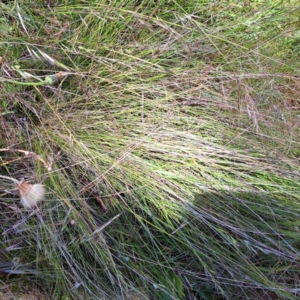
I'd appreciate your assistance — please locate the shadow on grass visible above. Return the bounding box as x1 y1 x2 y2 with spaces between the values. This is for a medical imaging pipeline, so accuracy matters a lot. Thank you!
0 188 299 300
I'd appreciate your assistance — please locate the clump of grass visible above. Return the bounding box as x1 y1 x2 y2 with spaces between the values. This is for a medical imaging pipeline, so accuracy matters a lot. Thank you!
1 1 300 299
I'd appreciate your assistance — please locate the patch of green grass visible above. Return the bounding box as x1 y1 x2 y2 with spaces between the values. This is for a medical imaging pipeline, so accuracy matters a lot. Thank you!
1 1 300 299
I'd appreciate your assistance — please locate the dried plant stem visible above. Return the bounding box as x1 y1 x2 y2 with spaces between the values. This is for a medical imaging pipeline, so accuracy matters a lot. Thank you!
0 148 51 171
0 175 19 184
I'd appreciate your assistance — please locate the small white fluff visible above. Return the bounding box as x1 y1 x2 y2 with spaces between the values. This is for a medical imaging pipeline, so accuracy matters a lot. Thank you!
0 175 45 209
17 181 45 208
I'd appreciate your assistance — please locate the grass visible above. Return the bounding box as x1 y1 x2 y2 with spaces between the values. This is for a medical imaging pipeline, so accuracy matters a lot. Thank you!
0 0 300 299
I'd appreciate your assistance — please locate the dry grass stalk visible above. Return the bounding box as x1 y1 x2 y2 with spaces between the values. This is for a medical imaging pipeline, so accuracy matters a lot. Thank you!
0 148 52 171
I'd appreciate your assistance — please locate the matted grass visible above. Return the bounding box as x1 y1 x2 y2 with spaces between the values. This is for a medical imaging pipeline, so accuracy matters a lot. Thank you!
1 1 300 299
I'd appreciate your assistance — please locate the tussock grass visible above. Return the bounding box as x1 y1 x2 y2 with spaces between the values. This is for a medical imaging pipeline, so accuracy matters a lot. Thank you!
1 1 300 299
